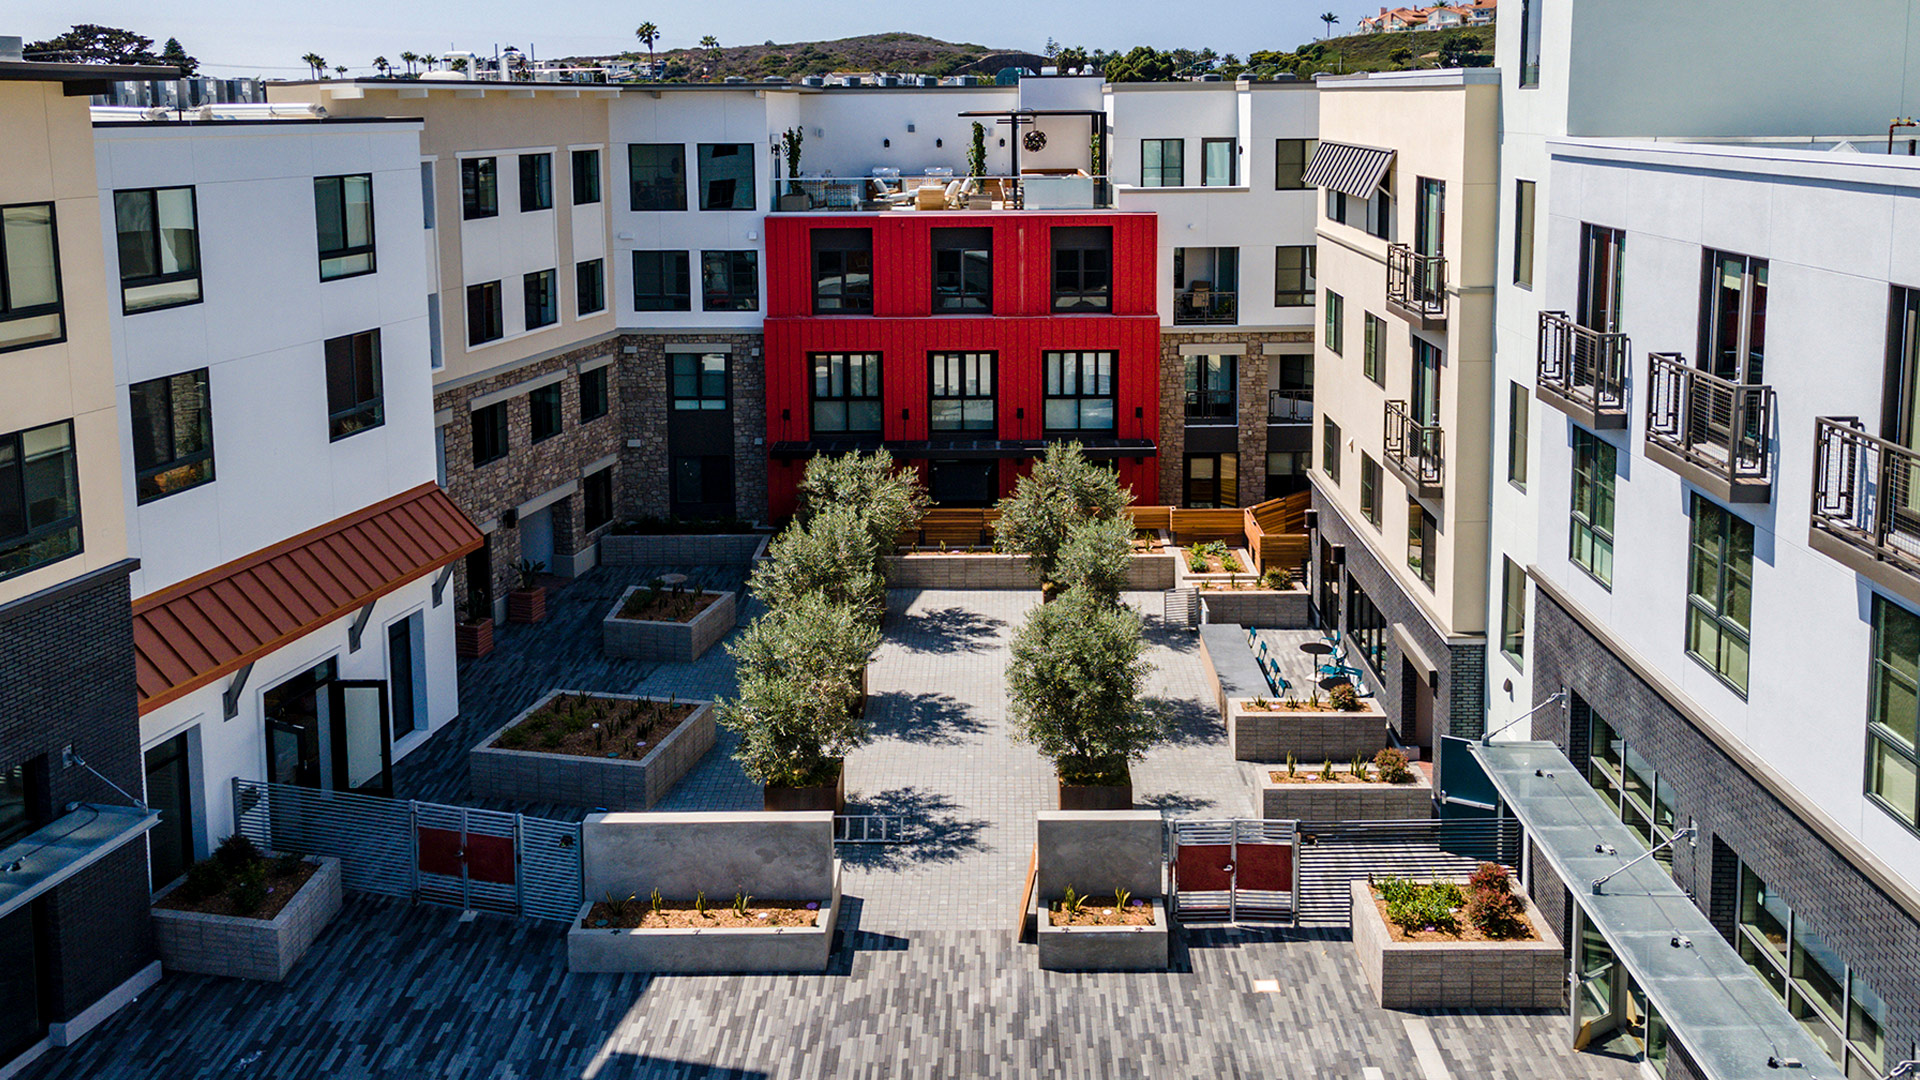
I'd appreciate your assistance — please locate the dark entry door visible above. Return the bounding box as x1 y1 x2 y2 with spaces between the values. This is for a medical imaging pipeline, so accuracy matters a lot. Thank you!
265 660 335 790
143 734 193 891
1184 453 1239 508
928 460 995 507
330 681 393 796
0 905 43 1064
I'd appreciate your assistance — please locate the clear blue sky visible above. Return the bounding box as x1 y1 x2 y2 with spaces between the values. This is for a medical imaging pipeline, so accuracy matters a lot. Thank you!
15 0 1368 77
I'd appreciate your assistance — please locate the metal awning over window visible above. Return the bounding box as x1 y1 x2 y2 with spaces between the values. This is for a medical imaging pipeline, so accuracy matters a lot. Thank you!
0 805 158 919
1302 141 1396 200
1471 741 1843 1080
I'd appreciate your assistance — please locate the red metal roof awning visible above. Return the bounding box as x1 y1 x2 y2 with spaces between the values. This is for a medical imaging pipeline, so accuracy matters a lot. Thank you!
132 483 483 714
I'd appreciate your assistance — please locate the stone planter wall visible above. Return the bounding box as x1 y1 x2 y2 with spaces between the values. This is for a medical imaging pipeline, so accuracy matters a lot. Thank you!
599 533 769 566
1195 588 1311 629
568 863 842 974
1229 699 1390 762
1033 811 1167 971
1350 879 1564 1009
1035 896 1169 972
150 856 342 982
1261 770 1433 821
470 691 716 809
603 588 737 662
881 551 1177 591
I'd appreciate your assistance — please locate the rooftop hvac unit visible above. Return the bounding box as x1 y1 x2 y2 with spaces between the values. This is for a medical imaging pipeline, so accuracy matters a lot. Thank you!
724 75 747 84
764 75 790 84
916 75 938 87
877 74 900 87
801 75 825 87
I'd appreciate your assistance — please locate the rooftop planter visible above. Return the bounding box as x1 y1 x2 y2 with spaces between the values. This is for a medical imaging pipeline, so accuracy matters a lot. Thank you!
470 690 715 810
1262 749 1432 821
1177 543 1310 628
600 523 770 567
603 583 738 662
1035 887 1168 971
567 866 842 974
151 843 342 983
1351 869 1562 1010
1229 692 1389 763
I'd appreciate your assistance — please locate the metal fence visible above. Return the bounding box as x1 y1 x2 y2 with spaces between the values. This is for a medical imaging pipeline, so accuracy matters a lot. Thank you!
1291 817 1523 926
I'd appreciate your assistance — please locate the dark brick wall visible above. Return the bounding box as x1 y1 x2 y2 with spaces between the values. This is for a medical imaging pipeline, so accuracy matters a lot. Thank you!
0 562 153 1023
1532 587 1920 1062
1528 839 1574 960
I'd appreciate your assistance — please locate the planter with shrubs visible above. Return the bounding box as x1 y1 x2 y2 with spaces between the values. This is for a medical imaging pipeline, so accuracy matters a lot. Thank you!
1261 747 1433 820
1351 863 1562 1009
470 690 716 809
1229 684 1390 762
150 834 342 982
602 581 738 662
507 558 546 624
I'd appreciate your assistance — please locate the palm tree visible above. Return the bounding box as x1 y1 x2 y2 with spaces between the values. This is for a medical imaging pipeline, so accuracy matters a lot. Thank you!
421 54 438 74
373 55 390 77
301 53 325 79
699 35 719 78
1319 11 1340 37
635 23 660 78
399 50 418 76
333 65 348 78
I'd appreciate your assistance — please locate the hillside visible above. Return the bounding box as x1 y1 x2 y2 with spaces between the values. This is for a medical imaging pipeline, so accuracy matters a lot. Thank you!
563 33 1042 81
1244 25 1493 78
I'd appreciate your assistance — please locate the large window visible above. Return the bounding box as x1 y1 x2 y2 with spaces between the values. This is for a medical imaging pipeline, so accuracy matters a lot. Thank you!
466 280 503 346
1202 138 1237 187
1141 139 1184 187
130 369 214 503
523 268 557 329
930 352 994 433
812 229 872 314
471 402 508 466
1579 223 1627 333
700 250 758 312
1584 711 1679 871
324 330 383 440
1508 381 1529 488
0 420 81 580
1329 187 1392 241
582 465 614 532
1042 351 1115 433
519 153 553 212
810 352 882 434
1346 572 1388 677
1513 179 1536 287
1701 249 1769 384
314 174 375 280
932 227 992 313
1325 290 1344 355
1359 454 1381 527
579 365 609 422
628 144 686 211
632 250 691 312
1184 355 1235 422
1570 427 1616 586
1734 858 1888 1076
1275 138 1316 190
1500 556 1526 665
1868 596 1920 832
1363 311 1385 385
460 157 497 219
1322 415 1341 483
576 259 606 317
1518 0 1542 87
571 149 601 205
1274 245 1315 307
1051 226 1112 313
1407 500 1436 590
529 382 563 443
115 187 201 312
697 144 755 210
671 353 728 411
1686 494 1753 694
0 202 64 351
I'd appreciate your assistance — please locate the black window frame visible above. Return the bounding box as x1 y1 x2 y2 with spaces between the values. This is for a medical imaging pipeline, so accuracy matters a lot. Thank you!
582 464 614 532
0 419 82 581
1868 594 1920 833
571 148 602 205
324 329 384 441
1514 178 1536 288
1201 137 1238 187
1363 311 1386 385
1051 226 1112 313
700 250 759 312
811 229 873 314
632 250 692 312
671 352 730 412
1508 380 1530 488
1322 415 1341 483
470 401 509 466
1359 453 1381 527
579 365 610 423
314 174 376 281
1141 138 1184 187
1042 350 1117 435
518 153 554 212
1184 354 1236 423
523 268 558 330
929 351 996 433
1501 555 1527 667
1686 493 1753 696
628 144 687 211
1518 0 1543 88
1275 138 1317 190
130 368 215 504
1407 499 1437 590
466 280 504 346
114 186 202 313
932 227 993 313
575 258 606 317
1325 289 1345 355
810 352 883 434
696 143 756 211
460 157 498 220
0 201 65 353
1347 571 1388 677
529 381 563 443
1274 244 1315 307
1570 426 1617 587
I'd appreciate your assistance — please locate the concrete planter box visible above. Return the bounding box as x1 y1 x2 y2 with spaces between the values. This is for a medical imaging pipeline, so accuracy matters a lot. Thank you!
763 761 846 813
150 856 342 982
1229 697 1389 762
1350 879 1564 1010
1195 587 1311 629
1058 773 1132 810
470 690 716 809
599 533 769 566
1262 768 1432 821
568 862 843 974
882 551 1176 591
1035 895 1168 971
603 587 737 662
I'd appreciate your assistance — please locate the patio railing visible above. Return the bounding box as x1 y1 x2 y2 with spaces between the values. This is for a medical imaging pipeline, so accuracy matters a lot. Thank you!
1645 352 1773 499
1537 310 1630 427
771 173 1115 212
1810 417 1920 581
1386 243 1447 324
1175 289 1238 325
1268 389 1313 424
1384 399 1445 495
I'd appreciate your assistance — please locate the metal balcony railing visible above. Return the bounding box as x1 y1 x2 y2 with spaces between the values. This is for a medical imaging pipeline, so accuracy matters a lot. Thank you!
1384 400 1445 495
1268 389 1313 424
1645 353 1773 500
1174 288 1238 325
1810 417 1920 580
1386 243 1447 324
1537 310 1630 427
1185 389 1236 422
771 173 1115 212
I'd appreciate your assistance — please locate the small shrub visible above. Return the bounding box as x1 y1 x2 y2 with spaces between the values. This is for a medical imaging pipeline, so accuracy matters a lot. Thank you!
1374 875 1416 905
1318 759 1336 782
1113 886 1131 910
496 727 529 749
1349 752 1371 781
1427 881 1465 909
1186 551 1209 573
1261 567 1293 590
539 729 565 750
1373 747 1415 784
731 890 753 917
214 833 263 873
1059 884 1085 917
273 852 305 877
1469 862 1511 894
1417 890 1460 934
1328 683 1362 712
180 860 229 902
229 863 269 915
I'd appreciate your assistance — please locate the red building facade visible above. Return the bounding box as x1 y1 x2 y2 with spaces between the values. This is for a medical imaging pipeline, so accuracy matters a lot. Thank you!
763 210 1161 517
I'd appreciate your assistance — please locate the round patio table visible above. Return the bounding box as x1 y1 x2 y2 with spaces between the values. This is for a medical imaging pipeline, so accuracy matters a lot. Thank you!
1299 641 1333 659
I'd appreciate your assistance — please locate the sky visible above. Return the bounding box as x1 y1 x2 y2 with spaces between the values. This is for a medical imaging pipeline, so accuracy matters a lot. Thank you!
7 0 1366 77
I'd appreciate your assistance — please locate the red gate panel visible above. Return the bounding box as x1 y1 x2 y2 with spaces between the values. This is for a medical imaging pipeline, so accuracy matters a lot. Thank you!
416 826 516 885
1235 841 1294 892
1176 844 1234 893
417 826 463 877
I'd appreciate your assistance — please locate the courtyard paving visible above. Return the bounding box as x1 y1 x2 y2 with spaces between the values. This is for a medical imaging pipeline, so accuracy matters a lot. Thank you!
20 564 1642 1080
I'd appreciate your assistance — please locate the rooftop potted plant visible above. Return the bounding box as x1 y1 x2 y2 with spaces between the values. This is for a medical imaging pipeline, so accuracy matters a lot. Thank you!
778 126 809 210
507 557 546 624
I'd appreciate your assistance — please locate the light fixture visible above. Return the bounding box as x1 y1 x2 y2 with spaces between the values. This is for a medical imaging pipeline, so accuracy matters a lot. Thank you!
883 138 890 148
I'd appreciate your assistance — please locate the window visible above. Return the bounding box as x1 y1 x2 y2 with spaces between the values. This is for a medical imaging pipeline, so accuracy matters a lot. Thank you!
1508 381 1529 488
1042 351 1116 433
523 268 557 329
1052 226 1112 313
466 280 503 346
932 227 992 313
576 259 606 316
420 161 435 229
812 229 873 314
1141 139 1183 187
1363 312 1385 385
130 369 214 503
1584 710 1679 871
810 353 882 434
0 202 64 351
518 153 553 212
1330 187 1392 240
427 293 442 370
579 365 609 422
1869 596 1920 832
1325 290 1344 355
628 144 687 211
114 187 200 312
1701 249 1769 384
1347 573 1387 676
1274 245 1315 306
1322 415 1341 483
571 148 602 205
529 382 563 442
460 158 498 219
1518 0 1542 87
700 250 758 312
696 144 755 210
582 465 614 532
1414 177 1445 258
632 250 691 312
1687 494 1753 694
1359 454 1381 526
1570 428 1616 586
0 763 32 850
1407 500 1436 589
1202 138 1237 186
671 353 729 411
1513 179 1536 287
1500 557 1526 665
471 402 509 466
1412 338 1442 426
1185 355 1235 422
324 330 383 440
930 352 995 432
1579 224 1627 333
1275 138 1317 190
1734 858 1888 1077
314 174 375 280
673 456 734 511
0 420 81 580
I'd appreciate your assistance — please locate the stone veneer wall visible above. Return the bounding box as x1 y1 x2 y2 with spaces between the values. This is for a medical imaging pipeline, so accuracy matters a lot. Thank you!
616 332 768 523
1158 330 1313 507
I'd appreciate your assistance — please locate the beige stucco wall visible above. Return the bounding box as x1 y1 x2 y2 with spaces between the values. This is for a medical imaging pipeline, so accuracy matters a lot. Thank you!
0 81 127 605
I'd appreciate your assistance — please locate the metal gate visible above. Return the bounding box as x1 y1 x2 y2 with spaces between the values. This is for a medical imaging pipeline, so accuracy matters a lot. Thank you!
1169 818 1297 923
1292 817 1523 925
232 778 582 922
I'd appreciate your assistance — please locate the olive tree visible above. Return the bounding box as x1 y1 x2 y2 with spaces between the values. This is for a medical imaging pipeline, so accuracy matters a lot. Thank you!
797 449 928 556
993 441 1132 590
749 504 885 622
719 592 880 787
1005 588 1162 784
1054 514 1133 604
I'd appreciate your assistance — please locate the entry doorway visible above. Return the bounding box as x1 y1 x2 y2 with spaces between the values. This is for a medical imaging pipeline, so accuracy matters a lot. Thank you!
1572 908 1670 1070
0 905 43 1065
1184 453 1239 508
143 733 194 891
1401 657 1435 757
264 659 393 796
387 613 427 739
519 506 555 576
928 460 996 507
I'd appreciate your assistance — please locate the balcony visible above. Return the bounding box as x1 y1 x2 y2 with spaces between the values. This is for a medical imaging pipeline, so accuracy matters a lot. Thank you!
1268 389 1313 425
1384 400 1445 500
1810 417 1920 607
1644 353 1774 504
1386 244 1447 329
1174 288 1237 326
770 173 1114 213
1185 389 1236 424
1535 310 1630 430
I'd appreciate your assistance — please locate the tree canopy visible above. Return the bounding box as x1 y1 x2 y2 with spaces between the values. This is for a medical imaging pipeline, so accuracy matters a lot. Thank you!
27 24 197 73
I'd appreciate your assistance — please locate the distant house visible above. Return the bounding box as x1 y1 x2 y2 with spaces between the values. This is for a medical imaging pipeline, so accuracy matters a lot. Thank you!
1358 0 1495 33
1359 6 1430 32
1424 6 1470 29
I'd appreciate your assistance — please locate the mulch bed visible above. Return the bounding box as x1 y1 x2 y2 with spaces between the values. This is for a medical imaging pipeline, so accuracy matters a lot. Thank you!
1267 769 1416 785
494 693 698 761
155 860 318 920
582 899 824 929
1048 903 1156 927
616 590 722 623
1372 896 1539 943
1188 552 1247 574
